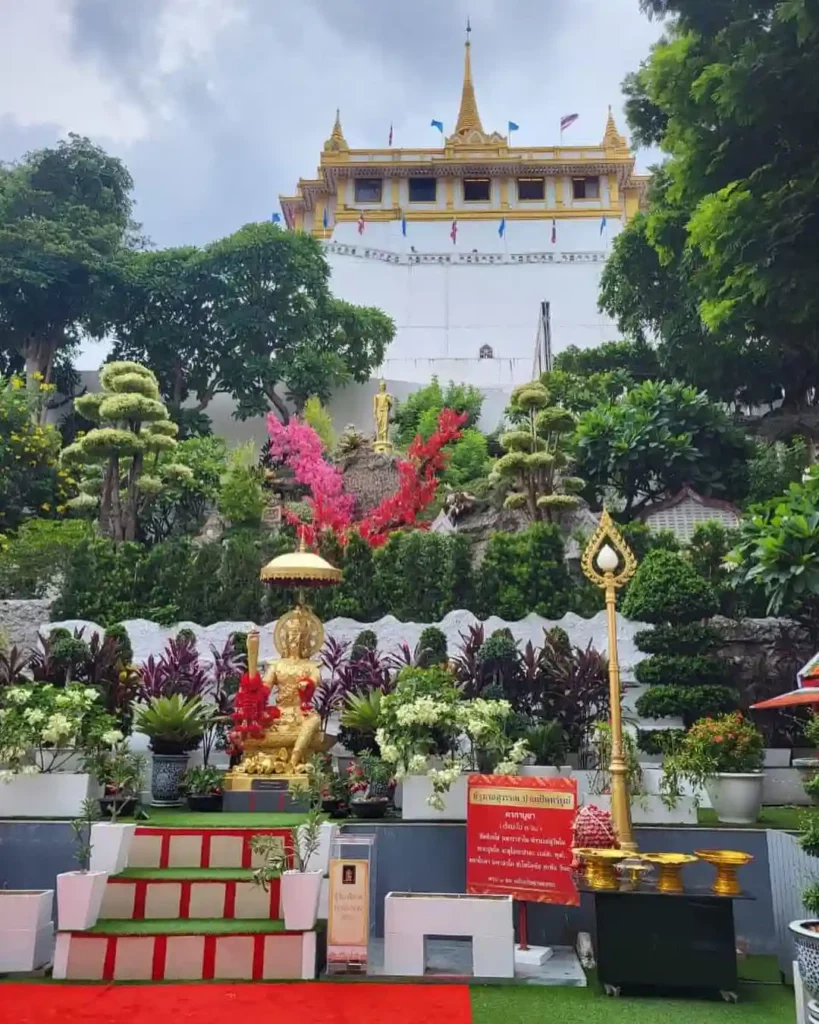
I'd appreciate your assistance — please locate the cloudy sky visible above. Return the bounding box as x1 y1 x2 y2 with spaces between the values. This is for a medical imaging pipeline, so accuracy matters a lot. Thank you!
0 0 663 249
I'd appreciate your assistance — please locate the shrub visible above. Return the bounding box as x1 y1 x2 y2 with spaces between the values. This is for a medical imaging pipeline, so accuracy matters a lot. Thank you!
634 622 721 656
373 530 474 622
637 729 685 755
442 429 491 488
416 626 448 668
103 624 133 667
662 713 764 795
634 654 732 689
476 522 573 620
635 685 739 722
352 630 379 659
621 549 718 623
218 443 266 527
0 519 91 598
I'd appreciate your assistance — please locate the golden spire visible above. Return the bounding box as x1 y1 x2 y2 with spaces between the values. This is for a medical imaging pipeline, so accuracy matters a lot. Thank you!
602 105 626 150
323 108 348 152
453 19 484 137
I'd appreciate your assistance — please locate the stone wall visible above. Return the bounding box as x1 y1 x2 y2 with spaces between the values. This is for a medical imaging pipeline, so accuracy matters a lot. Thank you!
0 599 52 651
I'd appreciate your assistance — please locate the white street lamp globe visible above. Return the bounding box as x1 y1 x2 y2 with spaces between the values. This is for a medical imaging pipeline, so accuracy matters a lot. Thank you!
596 544 618 572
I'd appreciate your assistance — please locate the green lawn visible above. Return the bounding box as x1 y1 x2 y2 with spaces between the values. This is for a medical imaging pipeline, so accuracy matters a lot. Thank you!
89 917 288 935
697 806 806 831
116 866 259 881
127 808 307 828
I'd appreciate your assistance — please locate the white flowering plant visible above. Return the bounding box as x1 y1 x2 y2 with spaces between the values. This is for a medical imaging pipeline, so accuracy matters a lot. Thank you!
375 668 530 810
0 683 118 775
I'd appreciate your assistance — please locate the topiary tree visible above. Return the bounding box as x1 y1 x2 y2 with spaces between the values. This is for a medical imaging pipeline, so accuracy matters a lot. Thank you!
416 626 448 668
491 380 583 523
63 361 184 542
621 549 738 744
352 629 379 661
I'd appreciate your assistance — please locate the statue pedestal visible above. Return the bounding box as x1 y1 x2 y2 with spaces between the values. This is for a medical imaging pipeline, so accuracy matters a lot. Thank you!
223 775 311 814
372 441 393 454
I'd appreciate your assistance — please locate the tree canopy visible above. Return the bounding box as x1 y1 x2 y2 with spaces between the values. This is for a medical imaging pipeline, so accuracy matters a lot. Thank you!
0 134 134 387
603 0 819 409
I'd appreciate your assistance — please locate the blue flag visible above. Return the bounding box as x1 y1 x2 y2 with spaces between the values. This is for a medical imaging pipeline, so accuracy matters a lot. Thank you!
498 218 506 238
508 121 519 133
323 207 329 230
431 119 444 134
600 215 608 235
402 214 407 237
271 212 281 223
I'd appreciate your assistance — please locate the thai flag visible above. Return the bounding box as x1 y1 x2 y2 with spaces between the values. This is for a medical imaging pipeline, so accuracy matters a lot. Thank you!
450 218 458 245
560 113 579 132
551 219 557 244
357 212 365 235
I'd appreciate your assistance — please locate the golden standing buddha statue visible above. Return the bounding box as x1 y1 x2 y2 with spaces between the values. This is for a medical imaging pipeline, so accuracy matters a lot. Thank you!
373 379 393 453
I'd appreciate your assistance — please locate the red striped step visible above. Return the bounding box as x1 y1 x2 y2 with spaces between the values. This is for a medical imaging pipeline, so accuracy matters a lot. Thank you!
130 827 292 870
101 871 281 921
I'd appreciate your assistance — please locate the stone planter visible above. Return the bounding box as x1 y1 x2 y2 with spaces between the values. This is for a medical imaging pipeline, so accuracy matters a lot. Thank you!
0 772 95 818
149 753 190 806
89 822 137 875
0 889 54 972
794 758 819 781
704 772 764 825
280 870 323 931
401 773 469 821
791 921 819 1000
56 870 108 931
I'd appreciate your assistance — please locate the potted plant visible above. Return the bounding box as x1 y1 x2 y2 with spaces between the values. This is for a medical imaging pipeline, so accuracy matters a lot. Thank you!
304 753 349 817
0 683 118 817
790 814 819 1004
180 765 224 812
521 721 569 777
252 808 326 930
84 740 146 875
662 712 765 825
135 695 211 806
56 798 108 930
348 752 393 819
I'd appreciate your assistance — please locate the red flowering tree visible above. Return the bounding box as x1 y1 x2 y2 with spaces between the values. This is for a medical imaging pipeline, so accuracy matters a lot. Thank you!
265 407 467 547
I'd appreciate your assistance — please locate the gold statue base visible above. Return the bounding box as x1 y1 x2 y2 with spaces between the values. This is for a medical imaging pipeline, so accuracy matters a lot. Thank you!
694 850 753 896
373 441 394 454
223 772 309 793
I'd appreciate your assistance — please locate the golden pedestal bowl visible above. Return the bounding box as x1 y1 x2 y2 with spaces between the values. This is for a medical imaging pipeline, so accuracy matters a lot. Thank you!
695 850 753 896
573 848 627 890
640 853 699 894
616 859 653 891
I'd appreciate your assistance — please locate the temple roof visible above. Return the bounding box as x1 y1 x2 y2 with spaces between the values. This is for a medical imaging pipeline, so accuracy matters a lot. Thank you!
453 22 483 137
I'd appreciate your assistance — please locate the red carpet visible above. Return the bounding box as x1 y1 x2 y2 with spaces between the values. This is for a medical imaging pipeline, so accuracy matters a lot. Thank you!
1 982 472 1024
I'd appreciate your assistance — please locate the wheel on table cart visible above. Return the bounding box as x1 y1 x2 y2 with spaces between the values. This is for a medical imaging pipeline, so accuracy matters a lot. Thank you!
603 984 621 998
720 990 739 1003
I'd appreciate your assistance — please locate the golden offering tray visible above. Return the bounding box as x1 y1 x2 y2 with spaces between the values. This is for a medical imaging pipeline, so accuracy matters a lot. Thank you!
639 853 699 894
616 858 653 891
694 849 754 897
573 847 627 890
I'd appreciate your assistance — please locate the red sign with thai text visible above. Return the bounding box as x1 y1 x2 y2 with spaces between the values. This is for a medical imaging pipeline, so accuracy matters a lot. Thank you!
466 774 579 906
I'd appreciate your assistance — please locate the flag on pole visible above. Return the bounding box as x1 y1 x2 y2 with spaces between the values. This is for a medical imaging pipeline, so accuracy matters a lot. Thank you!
271 212 281 223
560 113 579 132
551 218 557 244
600 216 608 235
431 119 444 134
389 123 393 146
401 213 407 237
450 218 458 245
498 218 506 239
508 121 519 134
323 207 329 231
357 211 366 235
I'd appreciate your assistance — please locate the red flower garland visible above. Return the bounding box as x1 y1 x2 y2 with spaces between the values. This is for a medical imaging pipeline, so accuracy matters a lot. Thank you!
228 670 280 754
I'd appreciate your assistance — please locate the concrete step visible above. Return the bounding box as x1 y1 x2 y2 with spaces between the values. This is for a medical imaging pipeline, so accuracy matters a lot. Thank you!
101 868 281 921
129 826 292 870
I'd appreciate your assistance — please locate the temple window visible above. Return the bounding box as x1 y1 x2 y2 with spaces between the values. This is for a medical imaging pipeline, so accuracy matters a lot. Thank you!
517 177 545 201
354 178 382 203
572 176 600 200
409 177 437 203
479 344 494 359
463 177 491 202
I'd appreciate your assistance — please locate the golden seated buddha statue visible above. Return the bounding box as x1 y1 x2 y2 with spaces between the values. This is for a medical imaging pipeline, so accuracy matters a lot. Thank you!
234 607 329 777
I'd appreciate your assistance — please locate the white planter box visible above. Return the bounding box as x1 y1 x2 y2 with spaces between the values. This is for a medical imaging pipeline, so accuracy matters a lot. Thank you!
280 871 323 931
0 772 95 818
519 765 573 778
0 888 53 931
0 921 53 972
583 792 698 826
384 892 514 978
90 822 137 875
57 871 108 931
300 821 336 875
401 773 468 821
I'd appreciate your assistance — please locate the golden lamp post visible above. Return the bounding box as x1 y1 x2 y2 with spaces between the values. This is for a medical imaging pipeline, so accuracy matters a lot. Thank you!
581 508 638 854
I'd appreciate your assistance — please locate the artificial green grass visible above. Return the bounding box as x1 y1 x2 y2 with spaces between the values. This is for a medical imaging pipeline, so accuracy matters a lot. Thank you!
116 867 259 881
697 806 803 831
126 808 307 828
89 917 287 936
469 982 792 1024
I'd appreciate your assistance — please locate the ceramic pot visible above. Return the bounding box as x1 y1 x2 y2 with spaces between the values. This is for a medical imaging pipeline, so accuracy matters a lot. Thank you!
56 871 108 931
791 921 819 998
149 753 189 806
280 870 323 930
704 772 764 825
89 822 137 875
186 793 223 813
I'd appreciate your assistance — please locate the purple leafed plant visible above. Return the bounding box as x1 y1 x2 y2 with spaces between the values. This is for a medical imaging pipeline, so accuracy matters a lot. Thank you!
137 637 209 700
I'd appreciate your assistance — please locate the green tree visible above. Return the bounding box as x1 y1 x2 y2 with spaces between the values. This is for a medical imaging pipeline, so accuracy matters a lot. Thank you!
202 222 393 422
609 1 819 409
492 381 583 522
476 522 573 620
573 379 752 515
393 378 484 447
64 361 180 542
0 135 134 390
217 443 266 529
554 340 661 382
441 428 491 488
